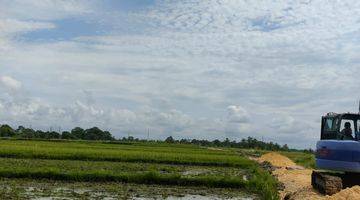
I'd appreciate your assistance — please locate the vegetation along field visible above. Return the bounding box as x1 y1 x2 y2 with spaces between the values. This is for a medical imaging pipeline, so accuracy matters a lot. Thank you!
0 139 282 200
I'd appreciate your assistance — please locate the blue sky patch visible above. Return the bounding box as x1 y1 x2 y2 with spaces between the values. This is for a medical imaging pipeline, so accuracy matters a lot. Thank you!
21 18 108 42
104 0 156 12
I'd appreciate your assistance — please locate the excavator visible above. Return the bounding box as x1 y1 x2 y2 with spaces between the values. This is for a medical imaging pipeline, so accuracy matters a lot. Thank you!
312 103 360 195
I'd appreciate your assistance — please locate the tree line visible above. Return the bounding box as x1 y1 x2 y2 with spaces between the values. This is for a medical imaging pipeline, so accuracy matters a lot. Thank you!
163 136 292 151
121 136 299 152
0 124 307 152
0 125 114 141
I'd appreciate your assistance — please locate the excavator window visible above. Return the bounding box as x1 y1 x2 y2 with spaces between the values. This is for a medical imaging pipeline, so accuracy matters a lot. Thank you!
357 120 360 139
339 120 355 140
321 117 338 139
321 114 360 140
324 118 335 131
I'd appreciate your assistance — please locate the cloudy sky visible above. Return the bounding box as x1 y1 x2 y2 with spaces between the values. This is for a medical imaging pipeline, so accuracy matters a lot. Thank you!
1 0 360 149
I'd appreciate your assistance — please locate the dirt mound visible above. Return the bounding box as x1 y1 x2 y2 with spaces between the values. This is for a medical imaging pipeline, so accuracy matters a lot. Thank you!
258 152 296 167
257 152 323 199
284 186 324 200
256 152 360 200
326 186 360 200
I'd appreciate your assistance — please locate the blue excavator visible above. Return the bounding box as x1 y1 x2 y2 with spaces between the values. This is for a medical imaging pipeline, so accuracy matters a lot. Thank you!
312 105 360 195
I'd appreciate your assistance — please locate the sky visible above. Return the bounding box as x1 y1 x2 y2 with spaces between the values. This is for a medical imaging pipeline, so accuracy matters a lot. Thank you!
1 0 360 149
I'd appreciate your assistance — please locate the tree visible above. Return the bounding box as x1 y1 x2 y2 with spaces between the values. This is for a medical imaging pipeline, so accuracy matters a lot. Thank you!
83 127 114 141
213 139 221 147
35 130 46 138
103 131 115 141
282 144 289 151
71 127 85 139
21 128 36 139
224 138 231 147
0 124 15 137
16 126 26 134
61 131 74 139
180 139 189 144
84 127 102 140
46 131 61 139
165 136 175 143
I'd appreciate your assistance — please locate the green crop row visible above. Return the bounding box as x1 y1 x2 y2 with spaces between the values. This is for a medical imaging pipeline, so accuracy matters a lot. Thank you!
0 157 278 200
0 139 235 155
0 141 253 167
0 158 246 177
0 139 279 199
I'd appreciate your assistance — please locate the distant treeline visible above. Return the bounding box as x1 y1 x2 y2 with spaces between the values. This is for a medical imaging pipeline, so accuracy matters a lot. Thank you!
0 125 114 141
0 124 309 152
162 136 294 152
119 136 305 152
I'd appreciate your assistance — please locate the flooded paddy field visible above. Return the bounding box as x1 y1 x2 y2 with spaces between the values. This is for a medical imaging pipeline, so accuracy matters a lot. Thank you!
0 140 278 199
0 178 257 199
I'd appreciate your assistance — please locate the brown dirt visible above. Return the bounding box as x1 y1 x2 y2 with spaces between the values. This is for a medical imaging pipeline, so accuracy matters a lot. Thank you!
257 153 323 199
258 152 296 168
326 186 360 200
257 152 360 200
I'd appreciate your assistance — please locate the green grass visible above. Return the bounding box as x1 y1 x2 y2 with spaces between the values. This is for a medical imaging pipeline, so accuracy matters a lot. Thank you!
0 140 251 167
279 151 315 169
0 162 277 199
0 139 279 200
0 158 247 177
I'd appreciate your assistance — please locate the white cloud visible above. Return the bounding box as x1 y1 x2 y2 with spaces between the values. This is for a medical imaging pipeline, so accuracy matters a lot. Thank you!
1 0 360 148
0 76 22 90
0 19 55 37
271 114 297 133
0 0 97 21
225 105 252 138
227 105 249 123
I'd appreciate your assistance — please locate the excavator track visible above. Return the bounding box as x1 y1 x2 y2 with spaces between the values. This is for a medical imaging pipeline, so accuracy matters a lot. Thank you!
312 171 360 195
311 171 342 195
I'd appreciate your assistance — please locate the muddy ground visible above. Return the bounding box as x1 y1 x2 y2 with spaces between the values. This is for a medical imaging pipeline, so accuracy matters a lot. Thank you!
0 178 257 200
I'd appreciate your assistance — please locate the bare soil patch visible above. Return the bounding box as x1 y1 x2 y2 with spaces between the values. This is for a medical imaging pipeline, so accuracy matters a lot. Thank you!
326 186 360 200
256 153 323 199
257 152 360 199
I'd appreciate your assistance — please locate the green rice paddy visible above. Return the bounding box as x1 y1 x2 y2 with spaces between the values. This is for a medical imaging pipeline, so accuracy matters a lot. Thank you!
0 139 280 200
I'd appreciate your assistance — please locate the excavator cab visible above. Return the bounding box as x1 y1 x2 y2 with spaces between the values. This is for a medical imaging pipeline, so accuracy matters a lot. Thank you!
317 113 360 173
321 113 360 141
313 112 360 195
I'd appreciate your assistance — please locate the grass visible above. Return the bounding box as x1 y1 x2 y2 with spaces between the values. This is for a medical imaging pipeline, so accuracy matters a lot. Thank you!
0 158 247 177
0 169 243 187
279 151 315 169
0 140 252 167
0 139 279 200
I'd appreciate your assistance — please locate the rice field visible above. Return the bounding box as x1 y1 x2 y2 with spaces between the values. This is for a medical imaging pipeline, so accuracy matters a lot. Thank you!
0 139 279 200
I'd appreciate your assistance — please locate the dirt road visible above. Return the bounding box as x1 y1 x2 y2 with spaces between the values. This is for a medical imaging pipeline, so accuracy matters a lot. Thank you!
257 152 360 200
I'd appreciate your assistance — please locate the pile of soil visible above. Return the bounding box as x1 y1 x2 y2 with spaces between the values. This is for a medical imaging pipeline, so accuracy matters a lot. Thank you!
284 186 324 200
327 186 360 200
255 152 360 199
256 153 322 199
258 152 296 168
